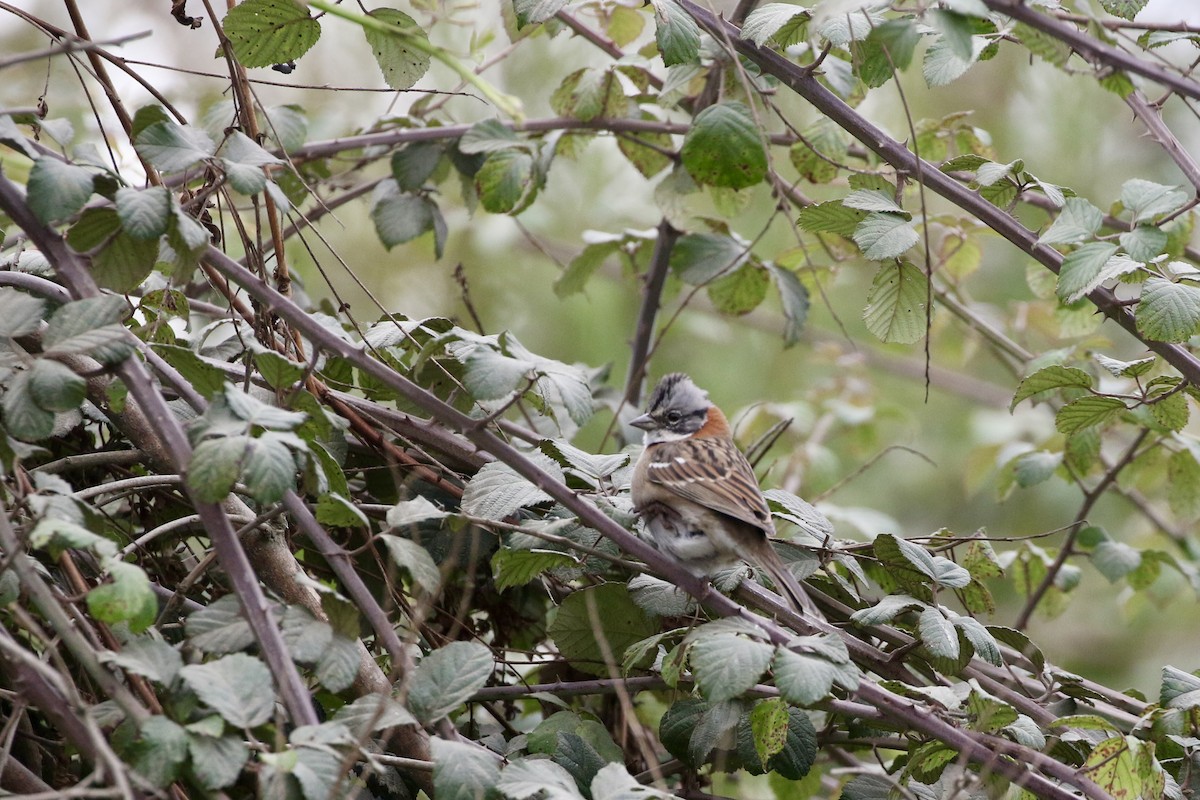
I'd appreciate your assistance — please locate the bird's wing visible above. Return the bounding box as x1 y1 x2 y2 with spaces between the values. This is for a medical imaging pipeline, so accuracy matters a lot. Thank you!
642 437 773 533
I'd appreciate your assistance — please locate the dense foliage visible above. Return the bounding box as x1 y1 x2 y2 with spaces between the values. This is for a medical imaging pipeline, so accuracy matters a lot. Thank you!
3 0 1200 798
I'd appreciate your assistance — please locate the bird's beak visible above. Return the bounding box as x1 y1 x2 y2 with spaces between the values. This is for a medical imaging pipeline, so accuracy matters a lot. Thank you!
629 413 655 431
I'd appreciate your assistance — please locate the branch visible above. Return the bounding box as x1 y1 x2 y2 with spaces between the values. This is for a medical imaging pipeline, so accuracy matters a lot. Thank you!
981 0 1200 103
624 219 679 408
678 0 1200 387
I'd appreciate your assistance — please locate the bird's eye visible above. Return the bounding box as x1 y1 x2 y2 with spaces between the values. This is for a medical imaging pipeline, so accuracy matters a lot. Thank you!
665 409 683 424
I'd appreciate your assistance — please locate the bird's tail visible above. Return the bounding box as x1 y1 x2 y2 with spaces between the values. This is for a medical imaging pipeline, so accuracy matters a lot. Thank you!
757 544 823 620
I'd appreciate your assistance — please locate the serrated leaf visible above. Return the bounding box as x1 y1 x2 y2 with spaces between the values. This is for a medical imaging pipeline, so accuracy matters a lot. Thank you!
28 358 86 412
1100 0 1148 19
239 432 297 503
372 186 444 251
854 213 919 261
179 653 275 728
680 102 767 190
104 637 183 686
1121 178 1188 225
690 634 774 703
515 0 568 26
670 233 749 284
877 533 971 588
953 615 1002 666
1012 450 1062 488
392 141 443 191
627 574 697 617
379 534 442 595
653 0 701 66
1168 449 1200 519
844 189 906 215
364 8 431 90
773 646 840 706
741 4 812 47
88 561 157 633
408 641 494 724
498 758 582 800
3 373 56 441
131 716 189 787
918 607 960 660
1092 540 1141 582
0 288 47 339
1055 396 1126 436
476 149 539 214
767 263 810 346
461 456 561 520
188 436 248 502
1161 665 1200 708
223 0 320 69
134 121 216 172
1056 242 1123 303
862 261 927 343
1038 197 1103 245
1120 225 1168 261
708 264 769 315
329 694 416 735
492 548 578 591
27 157 96 224
1136 278 1200 343
431 738 503 800
188 732 249 790
548 583 657 677
747 698 791 769
1010 365 1093 410
115 186 171 239
797 200 865 236
923 35 985 87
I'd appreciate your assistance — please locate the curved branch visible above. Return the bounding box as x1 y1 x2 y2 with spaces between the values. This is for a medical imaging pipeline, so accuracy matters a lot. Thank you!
678 0 1200 386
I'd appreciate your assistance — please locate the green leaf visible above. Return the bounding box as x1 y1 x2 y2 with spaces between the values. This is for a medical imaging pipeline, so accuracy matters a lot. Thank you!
1168 449 1200 519
1161 665 1200 708
28 358 86 412
1100 0 1148 19
773 646 840 706
3 372 56 441
853 213 919 261
876 533 971 588
239 432 298 503
767 263 809 346
866 17 920 70
222 0 320 68
104 637 183 686
680 103 767 190
379 534 442 595
188 436 248 503
548 583 657 677
1010 365 1093 410
708 264 769 315
115 186 171 239
741 4 812 47
134 121 216 172
923 35 984 87
0 288 47 339
1054 396 1127 436
332 693 417 733
1121 178 1188 225
671 233 749 284
690 633 774 703
408 641 494 724
1120 225 1168 261
514 0 569 26
132 716 189 787
952 615 1002 666
928 9 974 61
1136 278 1200 343
187 731 249 790
364 8 431 90
1094 353 1155 378
27 157 95 224
461 456 560 520
653 0 701 66
862 261 927 343
66 207 160 292
372 185 446 254
918 607 960 660
1012 450 1062 488
179 654 275 728
392 141 443 191
88 561 157 633
430 738 502 800
747 698 790 769
476 149 539 214
498 759 583 800
844 189 908 216
1038 197 1103 245
797 200 865 236
1056 242 1133 304
492 548 578 591
222 384 307 428
1092 540 1141 583
788 118 846 184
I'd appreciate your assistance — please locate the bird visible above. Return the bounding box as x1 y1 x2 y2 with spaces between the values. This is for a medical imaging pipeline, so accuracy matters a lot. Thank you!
629 372 820 617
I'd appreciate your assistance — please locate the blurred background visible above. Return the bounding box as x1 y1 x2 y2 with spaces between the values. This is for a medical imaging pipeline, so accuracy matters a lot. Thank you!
5 0 1200 693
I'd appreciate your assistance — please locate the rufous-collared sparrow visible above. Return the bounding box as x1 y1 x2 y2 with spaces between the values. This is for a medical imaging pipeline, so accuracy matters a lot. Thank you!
629 372 819 616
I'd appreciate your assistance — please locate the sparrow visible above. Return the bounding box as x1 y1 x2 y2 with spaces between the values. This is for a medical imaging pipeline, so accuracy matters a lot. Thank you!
629 372 819 617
